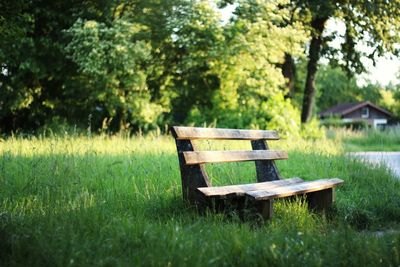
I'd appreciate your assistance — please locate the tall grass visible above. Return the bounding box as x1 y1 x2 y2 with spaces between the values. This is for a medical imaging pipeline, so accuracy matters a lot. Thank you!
329 126 400 151
1 134 400 266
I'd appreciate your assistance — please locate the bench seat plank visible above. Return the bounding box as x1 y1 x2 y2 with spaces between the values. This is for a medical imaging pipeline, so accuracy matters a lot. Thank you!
183 150 288 165
246 178 344 200
173 126 279 140
198 178 304 198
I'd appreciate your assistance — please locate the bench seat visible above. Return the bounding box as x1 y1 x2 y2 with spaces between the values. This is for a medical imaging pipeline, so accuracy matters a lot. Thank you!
198 178 304 199
246 178 343 200
198 178 343 218
198 178 343 201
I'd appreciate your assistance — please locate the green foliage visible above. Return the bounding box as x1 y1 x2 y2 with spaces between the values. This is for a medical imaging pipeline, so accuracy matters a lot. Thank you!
295 0 400 76
184 0 314 137
0 0 319 136
0 0 116 132
315 65 359 112
270 0 400 122
167 1 225 123
292 63 400 119
1 0 400 135
65 19 162 130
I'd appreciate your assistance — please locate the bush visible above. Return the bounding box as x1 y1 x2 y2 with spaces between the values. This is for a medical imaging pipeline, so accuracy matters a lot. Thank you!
321 118 369 130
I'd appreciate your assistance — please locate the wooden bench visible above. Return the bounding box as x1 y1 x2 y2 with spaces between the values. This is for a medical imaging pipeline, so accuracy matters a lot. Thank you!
171 126 343 219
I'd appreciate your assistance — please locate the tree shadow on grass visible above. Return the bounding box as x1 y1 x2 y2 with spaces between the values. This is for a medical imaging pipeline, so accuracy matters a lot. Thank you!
2 152 400 230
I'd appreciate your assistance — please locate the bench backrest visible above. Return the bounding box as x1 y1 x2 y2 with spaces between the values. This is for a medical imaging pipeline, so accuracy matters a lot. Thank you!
171 126 287 204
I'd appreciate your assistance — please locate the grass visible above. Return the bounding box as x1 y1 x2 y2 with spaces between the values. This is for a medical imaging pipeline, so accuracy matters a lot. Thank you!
330 127 400 152
1 133 400 266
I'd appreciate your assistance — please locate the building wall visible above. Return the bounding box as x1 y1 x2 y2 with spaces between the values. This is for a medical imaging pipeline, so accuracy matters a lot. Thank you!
344 106 390 119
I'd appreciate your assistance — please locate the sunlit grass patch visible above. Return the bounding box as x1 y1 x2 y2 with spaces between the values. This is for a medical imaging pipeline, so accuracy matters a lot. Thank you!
1 134 400 266
328 127 400 152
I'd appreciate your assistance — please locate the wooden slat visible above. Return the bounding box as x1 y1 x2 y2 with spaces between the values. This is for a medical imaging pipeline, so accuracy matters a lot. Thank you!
198 178 304 198
172 126 279 140
246 178 344 200
174 139 211 204
183 150 288 165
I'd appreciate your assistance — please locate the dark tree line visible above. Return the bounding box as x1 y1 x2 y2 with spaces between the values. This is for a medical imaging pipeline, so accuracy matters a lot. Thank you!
1 0 399 135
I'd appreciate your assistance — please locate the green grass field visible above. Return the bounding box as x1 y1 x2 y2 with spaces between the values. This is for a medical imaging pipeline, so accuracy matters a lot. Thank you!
1 134 400 266
331 127 400 152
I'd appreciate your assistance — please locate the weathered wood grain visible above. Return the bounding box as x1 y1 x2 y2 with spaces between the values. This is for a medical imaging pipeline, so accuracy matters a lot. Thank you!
172 126 279 140
255 199 274 220
246 178 343 200
251 140 281 181
174 138 211 204
306 188 334 211
183 150 288 165
197 178 303 198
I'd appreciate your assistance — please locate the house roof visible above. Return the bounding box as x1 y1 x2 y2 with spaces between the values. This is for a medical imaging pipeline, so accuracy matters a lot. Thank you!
319 101 393 118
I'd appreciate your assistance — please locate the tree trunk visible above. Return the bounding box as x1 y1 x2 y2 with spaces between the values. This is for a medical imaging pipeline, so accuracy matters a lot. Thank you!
282 53 296 98
301 17 327 123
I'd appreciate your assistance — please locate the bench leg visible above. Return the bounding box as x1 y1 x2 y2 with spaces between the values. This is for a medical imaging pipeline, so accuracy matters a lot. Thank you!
255 199 274 220
306 188 334 212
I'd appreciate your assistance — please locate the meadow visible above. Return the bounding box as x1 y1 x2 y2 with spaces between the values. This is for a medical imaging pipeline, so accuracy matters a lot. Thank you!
1 132 400 266
333 127 400 152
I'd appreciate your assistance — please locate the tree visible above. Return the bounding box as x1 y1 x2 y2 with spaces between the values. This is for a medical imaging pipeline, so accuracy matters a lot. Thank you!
65 19 162 131
186 0 312 136
295 0 400 123
0 0 115 132
0 0 339 136
0 0 183 132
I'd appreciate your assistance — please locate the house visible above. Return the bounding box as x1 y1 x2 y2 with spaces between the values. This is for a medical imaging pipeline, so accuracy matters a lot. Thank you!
319 101 393 128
